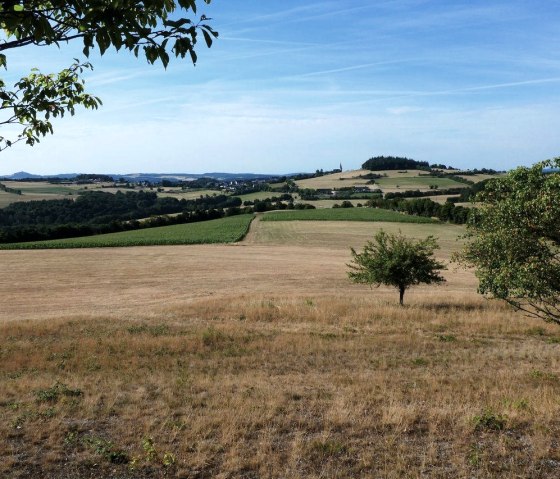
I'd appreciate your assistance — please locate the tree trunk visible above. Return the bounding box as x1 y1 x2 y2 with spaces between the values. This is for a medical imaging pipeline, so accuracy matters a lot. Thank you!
399 286 405 306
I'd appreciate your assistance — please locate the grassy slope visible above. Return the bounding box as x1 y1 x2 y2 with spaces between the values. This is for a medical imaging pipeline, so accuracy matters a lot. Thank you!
2 217 559 477
0 215 254 249
158 189 224 200
2 295 559 478
245 219 463 259
374 175 468 190
261 207 437 223
294 170 372 189
236 191 284 202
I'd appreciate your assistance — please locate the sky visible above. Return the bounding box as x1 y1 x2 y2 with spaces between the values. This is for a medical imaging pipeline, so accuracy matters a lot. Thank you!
1 0 560 175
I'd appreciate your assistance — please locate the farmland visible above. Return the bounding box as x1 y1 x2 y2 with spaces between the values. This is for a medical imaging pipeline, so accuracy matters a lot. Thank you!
1 169 557 478
261 207 437 223
373 175 468 191
0 215 254 249
295 169 373 189
1 215 560 478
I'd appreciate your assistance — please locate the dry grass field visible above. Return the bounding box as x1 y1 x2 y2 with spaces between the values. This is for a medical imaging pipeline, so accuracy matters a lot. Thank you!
1 219 560 478
293 169 502 196
294 170 374 190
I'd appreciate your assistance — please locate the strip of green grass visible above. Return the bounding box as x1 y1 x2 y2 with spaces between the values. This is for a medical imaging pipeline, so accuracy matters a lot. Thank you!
0 215 255 249
260 208 437 223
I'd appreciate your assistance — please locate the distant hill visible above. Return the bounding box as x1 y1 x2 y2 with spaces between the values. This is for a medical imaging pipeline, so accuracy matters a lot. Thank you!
6 171 43 180
1 172 281 182
362 156 430 171
1 171 77 180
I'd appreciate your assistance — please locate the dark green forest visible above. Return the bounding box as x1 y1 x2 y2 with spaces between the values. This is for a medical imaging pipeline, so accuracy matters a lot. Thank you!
0 190 318 243
362 156 430 171
0 191 242 243
367 197 470 224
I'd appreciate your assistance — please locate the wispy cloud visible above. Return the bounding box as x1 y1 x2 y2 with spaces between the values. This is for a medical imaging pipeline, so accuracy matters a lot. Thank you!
3 0 559 174
288 59 414 79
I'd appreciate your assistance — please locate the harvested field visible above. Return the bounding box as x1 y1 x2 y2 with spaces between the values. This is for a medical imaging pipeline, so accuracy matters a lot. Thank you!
1 219 559 478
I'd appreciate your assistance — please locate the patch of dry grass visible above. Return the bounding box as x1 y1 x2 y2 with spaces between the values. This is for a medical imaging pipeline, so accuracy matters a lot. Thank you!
2 293 560 478
1 221 559 477
294 169 374 190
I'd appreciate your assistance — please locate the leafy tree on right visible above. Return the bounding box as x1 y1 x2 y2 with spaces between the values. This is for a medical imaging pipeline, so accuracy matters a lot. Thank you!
455 158 560 325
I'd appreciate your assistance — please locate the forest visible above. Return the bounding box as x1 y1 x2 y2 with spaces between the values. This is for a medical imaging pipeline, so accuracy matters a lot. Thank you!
362 156 430 171
0 191 243 243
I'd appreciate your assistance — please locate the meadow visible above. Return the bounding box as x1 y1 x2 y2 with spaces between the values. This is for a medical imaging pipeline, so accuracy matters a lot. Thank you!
261 208 437 223
373 176 468 191
1 214 559 478
0 215 254 249
158 189 225 201
294 169 373 190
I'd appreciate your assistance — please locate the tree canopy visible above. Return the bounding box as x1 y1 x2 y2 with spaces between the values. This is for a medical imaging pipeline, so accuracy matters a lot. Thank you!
348 229 446 305
0 1 217 151
455 158 560 324
362 156 430 171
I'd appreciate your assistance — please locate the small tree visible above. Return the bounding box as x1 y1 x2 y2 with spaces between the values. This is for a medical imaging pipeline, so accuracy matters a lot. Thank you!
454 158 560 324
348 230 446 305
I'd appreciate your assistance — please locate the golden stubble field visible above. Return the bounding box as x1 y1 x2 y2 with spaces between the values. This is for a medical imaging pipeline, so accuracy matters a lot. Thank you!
2 219 560 478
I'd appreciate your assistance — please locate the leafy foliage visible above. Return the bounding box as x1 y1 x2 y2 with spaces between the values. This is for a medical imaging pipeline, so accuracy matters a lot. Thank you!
0 190 242 242
366 197 470 224
456 158 560 324
0 61 102 150
348 230 446 305
0 1 217 151
362 156 430 171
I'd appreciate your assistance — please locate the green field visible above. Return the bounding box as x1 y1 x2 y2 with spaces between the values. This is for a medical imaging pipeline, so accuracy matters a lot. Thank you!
0 215 254 249
237 191 282 202
159 189 224 200
261 207 437 223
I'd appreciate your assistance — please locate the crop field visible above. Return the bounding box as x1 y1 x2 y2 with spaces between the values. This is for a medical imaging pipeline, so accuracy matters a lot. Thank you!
0 191 24 208
245 219 464 259
291 169 484 194
295 170 373 189
457 173 503 183
158 189 223 200
374 175 469 192
236 190 284 202
1 216 560 478
0 181 91 206
420 194 460 204
261 207 437 223
2 181 85 195
0 215 254 250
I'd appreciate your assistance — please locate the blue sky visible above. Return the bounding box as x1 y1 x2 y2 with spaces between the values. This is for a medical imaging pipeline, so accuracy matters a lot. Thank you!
1 0 559 175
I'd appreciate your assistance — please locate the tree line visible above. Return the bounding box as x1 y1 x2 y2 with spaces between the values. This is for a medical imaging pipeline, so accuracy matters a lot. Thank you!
0 190 241 243
366 197 470 224
362 156 430 171
0 190 318 243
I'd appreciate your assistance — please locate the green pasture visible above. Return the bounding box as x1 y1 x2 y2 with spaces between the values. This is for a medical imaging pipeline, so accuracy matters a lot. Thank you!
236 191 282 202
0 215 254 249
261 208 437 223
